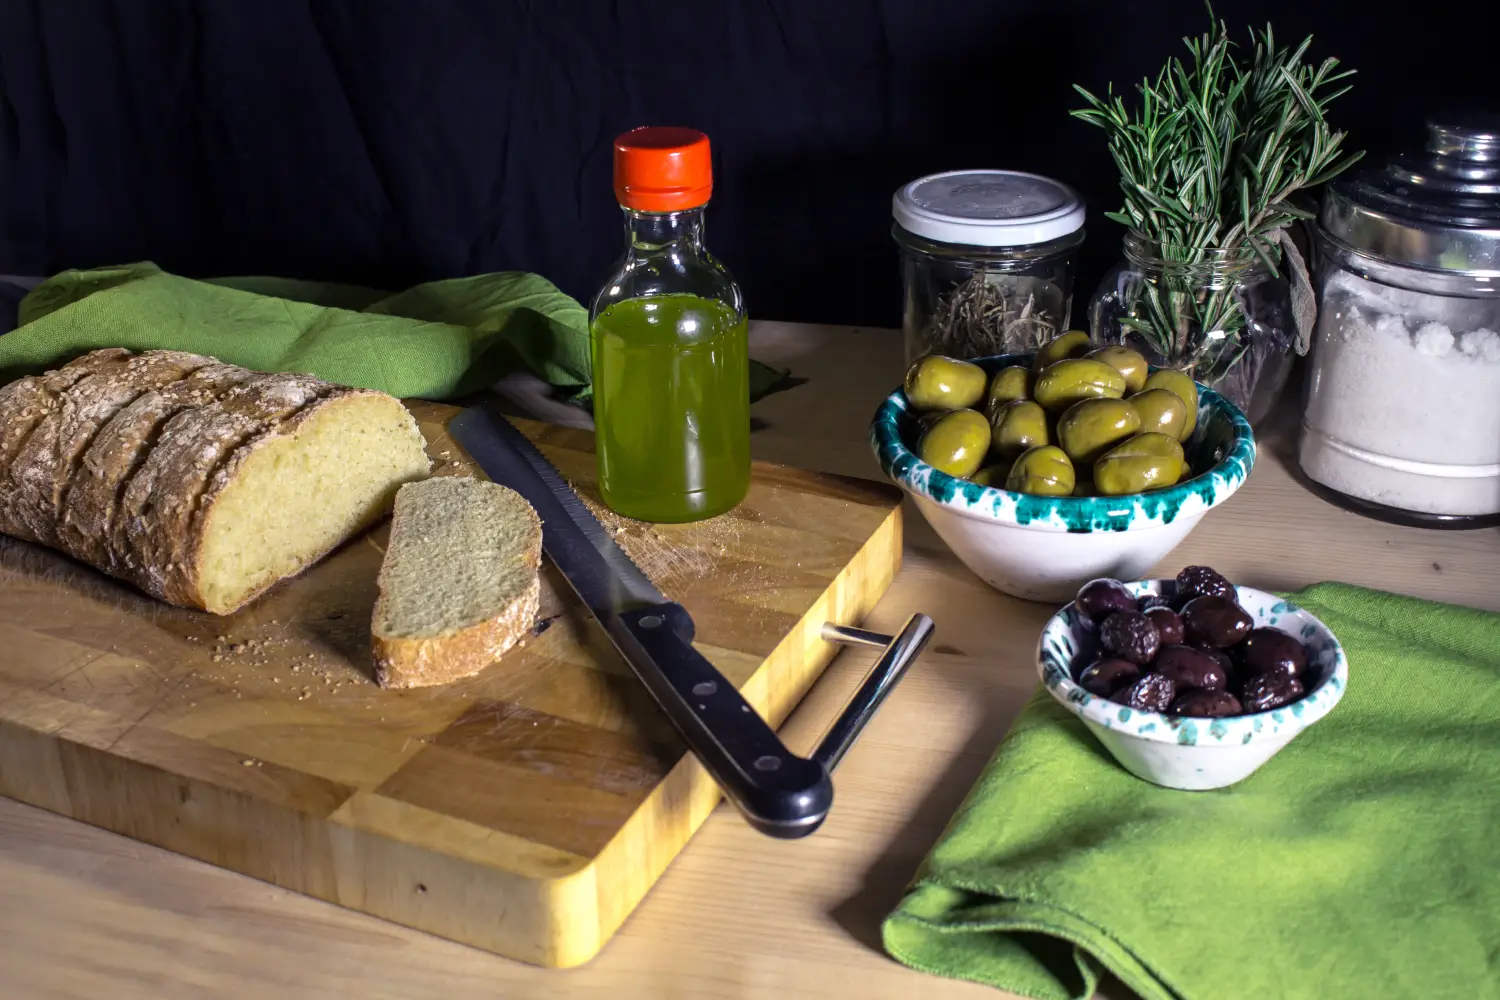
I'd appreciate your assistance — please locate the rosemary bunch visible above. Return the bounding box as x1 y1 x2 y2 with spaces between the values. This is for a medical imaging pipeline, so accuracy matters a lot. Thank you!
1073 17 1362 374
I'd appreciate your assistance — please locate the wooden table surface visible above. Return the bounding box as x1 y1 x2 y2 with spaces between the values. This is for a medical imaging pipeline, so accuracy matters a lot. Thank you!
4 322 1498 1000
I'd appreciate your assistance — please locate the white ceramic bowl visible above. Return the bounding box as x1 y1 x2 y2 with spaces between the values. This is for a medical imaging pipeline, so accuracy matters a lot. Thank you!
870 353 1256 603
1037 581 1348 790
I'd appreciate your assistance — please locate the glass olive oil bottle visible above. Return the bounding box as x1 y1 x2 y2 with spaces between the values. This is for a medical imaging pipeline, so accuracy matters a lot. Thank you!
589 128 750 523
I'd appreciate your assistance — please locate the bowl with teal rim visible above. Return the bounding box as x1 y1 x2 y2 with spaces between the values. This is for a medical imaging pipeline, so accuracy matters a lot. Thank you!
870 353 1256 602
1037 580 1348 790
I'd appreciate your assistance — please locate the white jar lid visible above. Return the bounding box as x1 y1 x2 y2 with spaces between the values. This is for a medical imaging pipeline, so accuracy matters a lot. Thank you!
893 169 1085 248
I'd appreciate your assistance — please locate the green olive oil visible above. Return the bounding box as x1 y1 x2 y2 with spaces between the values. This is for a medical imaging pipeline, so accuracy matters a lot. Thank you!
591 294 750 522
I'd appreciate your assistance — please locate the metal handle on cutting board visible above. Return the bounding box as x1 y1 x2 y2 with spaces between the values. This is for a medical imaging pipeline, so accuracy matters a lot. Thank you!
608 606 935 839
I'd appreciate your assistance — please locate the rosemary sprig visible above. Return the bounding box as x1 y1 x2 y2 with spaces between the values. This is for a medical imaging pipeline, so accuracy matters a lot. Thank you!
1072 15 1362 372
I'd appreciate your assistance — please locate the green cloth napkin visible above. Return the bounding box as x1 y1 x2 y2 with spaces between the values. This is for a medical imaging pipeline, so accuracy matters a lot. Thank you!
883 583 1500 1000
0 262 793 401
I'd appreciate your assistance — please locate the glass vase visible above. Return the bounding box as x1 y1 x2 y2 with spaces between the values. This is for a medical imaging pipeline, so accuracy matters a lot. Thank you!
1088 231 1296 425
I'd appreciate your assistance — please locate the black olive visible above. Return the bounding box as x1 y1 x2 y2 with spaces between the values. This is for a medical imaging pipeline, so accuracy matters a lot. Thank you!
1236 628 1308 681
1240 672 1305 712
1193 643 1235 675
1154 644 1228 691
1144 607 1185 645
1137 593 1173 613
1119 673 1175 712
1075 578 1137 626
1175 565 1237 602
1076 657 1142 697
1170 689 1243 718
1099 611 1162 665
1181 596 1253 648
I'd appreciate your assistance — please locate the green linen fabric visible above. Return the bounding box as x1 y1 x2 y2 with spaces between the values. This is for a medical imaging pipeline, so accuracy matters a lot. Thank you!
883 583 1500 1000
0 263 791 401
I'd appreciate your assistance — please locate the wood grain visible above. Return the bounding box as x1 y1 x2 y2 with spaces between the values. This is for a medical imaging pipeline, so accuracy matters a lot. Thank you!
2 322 1497 1000
0 402 904 969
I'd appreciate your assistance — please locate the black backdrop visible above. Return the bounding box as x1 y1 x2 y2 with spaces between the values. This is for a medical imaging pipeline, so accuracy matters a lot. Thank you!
0 0 1489 326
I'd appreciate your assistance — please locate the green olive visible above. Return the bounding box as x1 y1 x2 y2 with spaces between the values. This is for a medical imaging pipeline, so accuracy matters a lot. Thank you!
970 462 1012 488
904 355 987 412
1005 445 1076 496
990 399 1051 458
1073 477 1096 497
986 365 1031 410
1032 358 1128 412
1129 387 1189 441
1056 398 1142 466
1141 369 1200 439
1031 331 1092 372
1122 431 1187 459
918 408 991 478
1094 432 1187 496
1086 345 1150 393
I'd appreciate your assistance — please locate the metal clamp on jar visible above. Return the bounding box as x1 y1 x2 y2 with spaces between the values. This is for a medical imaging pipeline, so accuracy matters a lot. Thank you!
1301 117 1500 526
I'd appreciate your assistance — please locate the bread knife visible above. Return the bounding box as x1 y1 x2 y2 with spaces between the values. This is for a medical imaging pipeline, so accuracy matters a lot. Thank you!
447 401 933 838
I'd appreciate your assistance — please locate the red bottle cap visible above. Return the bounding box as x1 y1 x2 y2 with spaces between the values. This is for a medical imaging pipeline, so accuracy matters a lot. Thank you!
613 127 713 212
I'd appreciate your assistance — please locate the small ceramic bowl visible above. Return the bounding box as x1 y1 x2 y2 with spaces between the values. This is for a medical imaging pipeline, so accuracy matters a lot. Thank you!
1037 581 1348 790
870 354 1256 603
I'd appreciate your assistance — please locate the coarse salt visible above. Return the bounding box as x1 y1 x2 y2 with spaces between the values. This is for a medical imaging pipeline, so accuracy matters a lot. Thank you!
1300 269 1500 516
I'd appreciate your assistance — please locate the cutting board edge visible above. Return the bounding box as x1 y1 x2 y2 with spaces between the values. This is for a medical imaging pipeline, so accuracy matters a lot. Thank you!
544 500 905 968
0 711 582 967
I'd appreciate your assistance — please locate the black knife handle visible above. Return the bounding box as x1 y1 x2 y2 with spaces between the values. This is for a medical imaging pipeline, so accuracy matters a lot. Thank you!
606 603 833 838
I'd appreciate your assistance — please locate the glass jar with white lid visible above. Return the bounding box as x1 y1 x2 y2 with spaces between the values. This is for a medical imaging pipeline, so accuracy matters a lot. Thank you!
1301 117 1500 526
892 170 1085 365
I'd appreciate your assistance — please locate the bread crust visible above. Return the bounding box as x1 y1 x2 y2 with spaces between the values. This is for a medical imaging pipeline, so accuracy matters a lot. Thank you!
8 351 211 550
372 573 542 689
64 362 254 571
0 349 133 542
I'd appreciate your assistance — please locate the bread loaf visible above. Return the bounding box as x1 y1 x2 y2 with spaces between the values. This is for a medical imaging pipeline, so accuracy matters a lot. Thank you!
0 349 431 614
372 476 542 688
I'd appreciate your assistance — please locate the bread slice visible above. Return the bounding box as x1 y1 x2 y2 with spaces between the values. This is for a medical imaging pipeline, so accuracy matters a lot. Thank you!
371 476 543 689
0 348 431 614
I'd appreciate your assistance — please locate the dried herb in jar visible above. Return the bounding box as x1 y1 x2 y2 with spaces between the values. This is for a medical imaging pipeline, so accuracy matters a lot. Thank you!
922 272 1061 359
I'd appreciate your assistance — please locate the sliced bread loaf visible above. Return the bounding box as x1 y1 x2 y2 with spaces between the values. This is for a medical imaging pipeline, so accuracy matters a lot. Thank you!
371 476 543 689
0 348 431 614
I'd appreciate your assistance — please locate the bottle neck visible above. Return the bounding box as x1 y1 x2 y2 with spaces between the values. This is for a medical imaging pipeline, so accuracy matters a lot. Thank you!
623 206 706 254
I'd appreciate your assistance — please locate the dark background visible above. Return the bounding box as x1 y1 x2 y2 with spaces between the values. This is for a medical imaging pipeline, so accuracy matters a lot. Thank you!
0 0 1488 327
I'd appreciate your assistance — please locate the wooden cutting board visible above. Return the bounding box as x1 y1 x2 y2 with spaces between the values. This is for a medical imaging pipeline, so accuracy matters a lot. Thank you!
0 401 904 968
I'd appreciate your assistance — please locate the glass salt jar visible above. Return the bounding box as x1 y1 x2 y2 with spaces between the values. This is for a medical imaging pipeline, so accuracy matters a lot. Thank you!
1301 118 1500 526
892 170 1084 365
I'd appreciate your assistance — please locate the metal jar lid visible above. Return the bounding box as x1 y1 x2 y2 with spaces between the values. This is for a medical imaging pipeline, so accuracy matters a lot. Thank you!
892 170 1085 248
1321 116 1500 275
